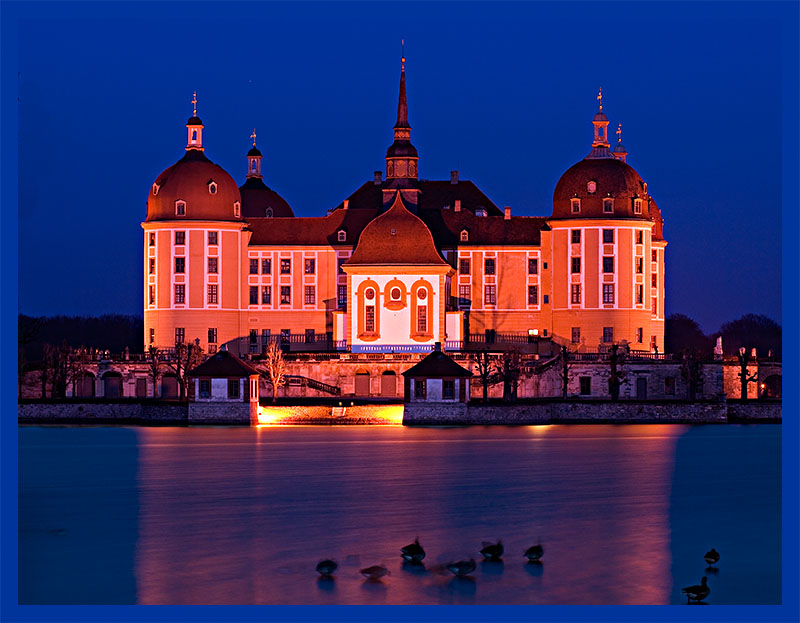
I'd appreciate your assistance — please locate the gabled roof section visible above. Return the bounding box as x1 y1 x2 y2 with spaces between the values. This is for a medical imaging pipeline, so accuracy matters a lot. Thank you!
246 208 378 246
403 348 472 378
188 350 259 378
345 192 448 266
421 210 549 247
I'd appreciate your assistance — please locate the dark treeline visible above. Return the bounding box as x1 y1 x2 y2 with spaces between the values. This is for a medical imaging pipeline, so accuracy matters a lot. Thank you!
665 313 781 360
19 314 144 361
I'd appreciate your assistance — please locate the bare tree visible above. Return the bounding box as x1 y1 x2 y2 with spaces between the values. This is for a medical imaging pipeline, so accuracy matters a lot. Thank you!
165 340 204 401
147 346 162 398
494 349 521 402
560 345 572 400
608 344 626 401
472 349 494 402
67 346 91 396
736 347 759 401
262 340 287 403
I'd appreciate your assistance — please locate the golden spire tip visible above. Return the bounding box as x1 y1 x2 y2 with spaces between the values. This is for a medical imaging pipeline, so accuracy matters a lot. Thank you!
251 128 257 147
192 91 197 117
597 87 603 112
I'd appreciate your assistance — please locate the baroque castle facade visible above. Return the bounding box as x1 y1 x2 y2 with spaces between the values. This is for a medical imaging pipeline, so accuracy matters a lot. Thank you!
142 59 666 359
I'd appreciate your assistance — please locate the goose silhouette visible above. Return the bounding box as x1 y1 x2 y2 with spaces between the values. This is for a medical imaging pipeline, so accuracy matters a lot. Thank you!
480 540 503 560
681 576 710 603
359 564 389 580
315 559 338 576
401 538 426 563
446 558 477 577
525 543 544 562
704 548 720 566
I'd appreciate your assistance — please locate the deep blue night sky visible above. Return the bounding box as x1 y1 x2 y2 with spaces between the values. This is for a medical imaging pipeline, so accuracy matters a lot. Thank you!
15 1 787 332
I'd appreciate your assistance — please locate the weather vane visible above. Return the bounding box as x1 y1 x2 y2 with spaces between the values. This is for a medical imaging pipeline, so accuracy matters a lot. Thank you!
401 38 405 71
597 87 603 112
616 122 622 143
192 91 197 117
251 128 257 147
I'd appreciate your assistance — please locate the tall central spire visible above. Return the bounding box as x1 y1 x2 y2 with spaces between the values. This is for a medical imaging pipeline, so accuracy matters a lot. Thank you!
386 40 418 181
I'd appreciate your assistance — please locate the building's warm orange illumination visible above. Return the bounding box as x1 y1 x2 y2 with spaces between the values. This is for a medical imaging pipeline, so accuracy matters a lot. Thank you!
256 404 404 426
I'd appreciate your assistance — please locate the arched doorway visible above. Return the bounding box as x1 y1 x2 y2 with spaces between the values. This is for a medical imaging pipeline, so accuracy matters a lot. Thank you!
74 372 95 398
381 371 397 397
102 371 123 398
161 374 179 398
762 375 781 398
354 370 370 396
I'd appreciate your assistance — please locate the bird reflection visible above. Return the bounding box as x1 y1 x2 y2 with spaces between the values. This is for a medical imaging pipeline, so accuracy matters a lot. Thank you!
705 566 720 576
401 560 427 575
316 575 335 592
448 575 477 597
524 560 544 577
480 558 505 576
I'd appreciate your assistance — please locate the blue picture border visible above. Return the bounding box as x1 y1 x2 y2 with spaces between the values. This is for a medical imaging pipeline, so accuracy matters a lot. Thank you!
2 2 798 622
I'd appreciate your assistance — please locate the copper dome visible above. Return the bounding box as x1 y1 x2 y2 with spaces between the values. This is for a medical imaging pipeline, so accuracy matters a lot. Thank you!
552 157 653 221
147 150 242 222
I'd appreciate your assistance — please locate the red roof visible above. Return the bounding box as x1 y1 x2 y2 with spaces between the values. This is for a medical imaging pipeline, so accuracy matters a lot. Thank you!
188 349 259 378
421 210 548 247
246 208 378 246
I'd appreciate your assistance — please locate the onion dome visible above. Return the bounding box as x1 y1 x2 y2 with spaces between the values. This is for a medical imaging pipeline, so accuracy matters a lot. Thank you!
247 146 262 157
241 129 294 217
346 192 446 265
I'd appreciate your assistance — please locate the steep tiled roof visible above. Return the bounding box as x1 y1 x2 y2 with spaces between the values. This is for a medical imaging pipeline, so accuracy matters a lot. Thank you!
240 177 294 218
421 210 548 247
189 350 259 378
246 208 378 246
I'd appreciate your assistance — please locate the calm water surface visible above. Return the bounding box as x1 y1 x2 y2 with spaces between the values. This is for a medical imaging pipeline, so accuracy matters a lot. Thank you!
19 424 781 605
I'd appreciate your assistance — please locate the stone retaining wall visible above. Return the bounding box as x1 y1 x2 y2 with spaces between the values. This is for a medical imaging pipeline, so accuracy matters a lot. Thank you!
18 401 187 424
727 402 782 421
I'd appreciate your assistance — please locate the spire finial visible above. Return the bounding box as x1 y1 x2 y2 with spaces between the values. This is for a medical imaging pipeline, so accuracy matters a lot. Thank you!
251 128 257 147
192 91 197 117
597 87 603 112
401 38 405 72
616 122 622 143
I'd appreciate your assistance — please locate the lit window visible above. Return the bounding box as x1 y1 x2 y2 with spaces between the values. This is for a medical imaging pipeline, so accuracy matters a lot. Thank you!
571 327 581 344
571 230 581 244
208 181 217 195
338 230 346 242
280 286 291 304
603 229 614 243
207 284 218 304
304 286 315 305
571 198 581 213
208 257 217 273
175 231 185 245
460 258 470 274
484 258 495 275
233 201 240 218
249 286 258 305
484 285 496 305
365 306 375 332
475 208 487 217
633 198 643 214
603 257 614 273
280 258 291 274
175 328 185 344
208 231 218 245
528 285 538 305
603 284 615 304
571 257 581 273
460 229 469 242
175 284 186 303
304 258 315 274
175 200 186 216
571 284 581 304
174 257 185 273
262 258 271 274
417 306 427 333
459 285 470 302
262 286 271 304
602 327 613 343
528 258 538 274
337 285 347 307
208 328 217 344
603 198 614 213
249 259 259 274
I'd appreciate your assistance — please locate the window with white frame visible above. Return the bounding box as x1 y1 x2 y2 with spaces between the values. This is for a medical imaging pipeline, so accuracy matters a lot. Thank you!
175 200 186 216
571 198 581 213
603 198 614 213
634 198 643 214
233 201 240 218
337 230 346 242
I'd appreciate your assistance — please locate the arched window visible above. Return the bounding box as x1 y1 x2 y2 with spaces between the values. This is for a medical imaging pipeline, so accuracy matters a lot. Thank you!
233 201 241 218
265 207 273 217
338 230 346 242
192 130 197 141
175 200 186 216
152 183 160 196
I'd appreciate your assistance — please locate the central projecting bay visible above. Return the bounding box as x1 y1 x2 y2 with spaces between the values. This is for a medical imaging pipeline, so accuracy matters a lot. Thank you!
19 423 780 605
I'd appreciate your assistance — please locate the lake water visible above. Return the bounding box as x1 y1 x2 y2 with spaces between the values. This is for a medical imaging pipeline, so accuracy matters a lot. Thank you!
18 423 781 605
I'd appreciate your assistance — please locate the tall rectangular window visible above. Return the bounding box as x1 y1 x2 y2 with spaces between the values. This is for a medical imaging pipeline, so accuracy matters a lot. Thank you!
603 198 614 213
338 256 346 274
603 283 615 304
262 286 271 304
174 284 185 304
262 258 271 274
652 274 658 287
149 285 155 305
208 328 217 344
365 306 375 332
175 231 185 245
636 284 644 304
571 257 581 273
174 257 185 273
304 286 315 305
199 380 211 398
149 258 155 274
636 327 643 343
208 231 218 245
459 258 470 274
249 259 259 274
528 285 538 305
634 198 643 214
249 286 258 305
528 258 538 274
415 379 427 399
571 198 581 213
175 327 185 344
636 230 644 244
603 257 614 273
417 306 427 333
571 327 581 343
207 284 218 304
149 327 155 344
602 327 613 343
571 284 581 304
304 258 315 274
208 257 218 273
280 258 291 274
443 380 455 400
337 285 347 307
305 329 315 343
149 232 155 246
459 285 470 301
579 377 591 395
636 257 643 274
280 286 291 304
652 297 658 315
652 249 657 262
603 229 614 244
249 329 258 345
261 329 271 351
484 285 496 305
228 379 240 399
571 229 581 244
484 258 495 275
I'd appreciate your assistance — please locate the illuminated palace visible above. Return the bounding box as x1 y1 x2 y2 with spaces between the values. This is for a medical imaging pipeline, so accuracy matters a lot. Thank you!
142 59 666 361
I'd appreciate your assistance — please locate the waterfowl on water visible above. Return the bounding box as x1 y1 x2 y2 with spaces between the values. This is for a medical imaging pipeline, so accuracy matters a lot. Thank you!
704 548 720 566
359 565 389 580
681 576 710 603
525 543 544 562
480 540 504 560
401 538 426 563
446 558 477 577
315 559 338 576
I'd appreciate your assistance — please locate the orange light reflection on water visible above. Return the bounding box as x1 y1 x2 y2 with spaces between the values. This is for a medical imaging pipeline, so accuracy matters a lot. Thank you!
256 405 405 426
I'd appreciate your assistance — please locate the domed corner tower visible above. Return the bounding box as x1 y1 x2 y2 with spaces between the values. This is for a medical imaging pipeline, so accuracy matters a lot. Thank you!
547 92 666 353
142 94 247 356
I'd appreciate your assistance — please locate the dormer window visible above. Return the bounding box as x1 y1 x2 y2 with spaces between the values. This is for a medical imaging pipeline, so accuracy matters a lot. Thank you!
460 229 469 242
603 198 614 213
475 208 487 217
175 200 186 216
233 201 241 218
337 230 346 242
391 229 397 236
265 207 273 217
152 183 160 196
208 180 217 195
633 198 643 214
571 198 581 213
587 180 597 194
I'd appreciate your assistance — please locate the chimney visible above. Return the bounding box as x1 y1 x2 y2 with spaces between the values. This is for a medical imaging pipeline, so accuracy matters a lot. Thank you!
434 341 442 352
454 199 461 212
450 170 459 184
504 207 511 220
343 199 349 210
373 171 382 185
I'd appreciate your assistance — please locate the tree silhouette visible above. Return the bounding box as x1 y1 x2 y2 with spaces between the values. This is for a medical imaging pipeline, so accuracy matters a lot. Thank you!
736 347 759 401
262 340 287 403
608 344 626 401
